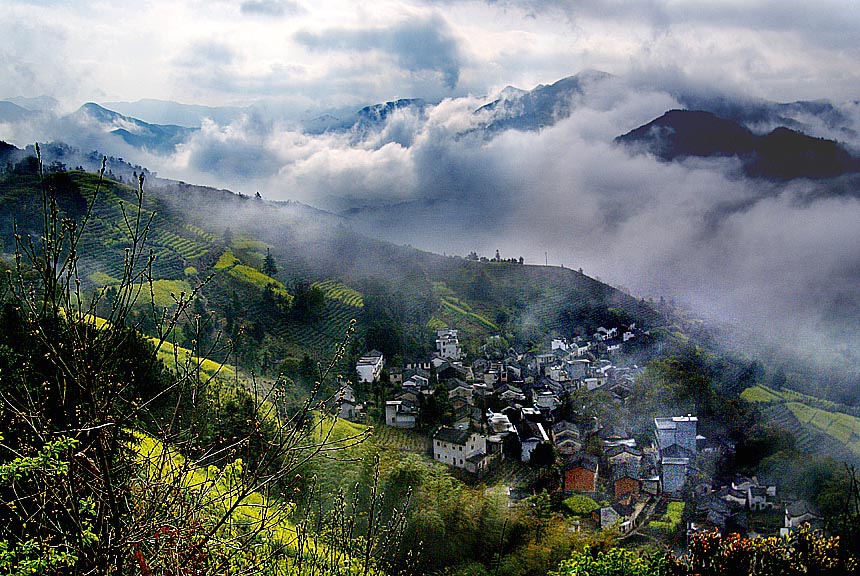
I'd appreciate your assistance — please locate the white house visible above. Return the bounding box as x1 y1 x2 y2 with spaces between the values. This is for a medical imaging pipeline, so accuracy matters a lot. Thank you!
436 329 463 360
402 374 430 391
782 501 822 534
336 383 357 420
655 415 698 457
356 350 384 383
519 420 549 463
655 415 698 497
433 426 487 470
748 485 778 511
532 389 560 411
385 400 417 428
486 410 517 435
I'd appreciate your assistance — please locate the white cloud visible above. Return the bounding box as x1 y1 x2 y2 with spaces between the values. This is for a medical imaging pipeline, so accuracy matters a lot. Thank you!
2 0 859 110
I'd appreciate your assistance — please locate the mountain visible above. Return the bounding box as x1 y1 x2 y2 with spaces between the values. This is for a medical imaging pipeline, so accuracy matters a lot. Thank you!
477 69 614 133
303 98 431 140
675 93 858 139
3 95 59 112
303 70 612 140
616 109 859 180
0 101 36 123
355 98 429 128
68 102 196 154
101 98 246 128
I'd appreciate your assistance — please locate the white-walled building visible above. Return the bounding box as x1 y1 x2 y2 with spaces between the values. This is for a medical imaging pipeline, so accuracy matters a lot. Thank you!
433 426 487 470
356 350 384 383
385 400 417 428
655 415 698 457
436 329 463 360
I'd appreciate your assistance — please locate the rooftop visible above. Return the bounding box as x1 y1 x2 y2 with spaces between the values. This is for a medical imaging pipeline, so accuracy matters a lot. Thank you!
655 415 698 429
434 426 473 445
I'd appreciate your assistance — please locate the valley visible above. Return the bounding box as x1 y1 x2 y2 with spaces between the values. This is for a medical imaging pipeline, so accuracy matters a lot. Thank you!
2 145 858 574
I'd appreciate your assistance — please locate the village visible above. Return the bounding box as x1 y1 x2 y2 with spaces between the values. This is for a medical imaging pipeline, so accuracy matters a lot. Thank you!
336 326 822 544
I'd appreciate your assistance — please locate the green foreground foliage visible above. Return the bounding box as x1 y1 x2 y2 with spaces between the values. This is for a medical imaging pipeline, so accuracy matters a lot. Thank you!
551 525 859 576
0 154 396 575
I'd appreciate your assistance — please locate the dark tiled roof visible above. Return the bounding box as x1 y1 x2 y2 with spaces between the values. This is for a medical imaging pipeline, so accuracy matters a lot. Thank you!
786 500 820 518
612 461 640 482
434 426 471 445
564 452 599 472
606 445 641 459
661 443 695 459
466 451 486 463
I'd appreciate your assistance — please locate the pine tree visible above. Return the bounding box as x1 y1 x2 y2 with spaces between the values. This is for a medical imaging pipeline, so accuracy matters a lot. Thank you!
263 247 278 276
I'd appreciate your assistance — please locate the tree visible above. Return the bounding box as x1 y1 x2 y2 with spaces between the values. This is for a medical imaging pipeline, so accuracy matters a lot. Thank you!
551 547 666 576
262 247 278 276
291 279 325 321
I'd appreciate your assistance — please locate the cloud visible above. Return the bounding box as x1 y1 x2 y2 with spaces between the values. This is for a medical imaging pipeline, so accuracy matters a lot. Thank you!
240 0 303 17
295 13 463 89
150 74 859 377
3 0 860 381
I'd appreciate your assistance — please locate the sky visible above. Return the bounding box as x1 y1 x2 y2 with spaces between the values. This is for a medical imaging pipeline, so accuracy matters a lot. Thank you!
2 0 860 113
3 0 860 377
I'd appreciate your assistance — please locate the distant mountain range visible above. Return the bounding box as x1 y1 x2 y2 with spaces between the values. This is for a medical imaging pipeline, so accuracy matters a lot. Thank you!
3 69 859 180
0 101 37 124
100 98 246 128
476 69 613 133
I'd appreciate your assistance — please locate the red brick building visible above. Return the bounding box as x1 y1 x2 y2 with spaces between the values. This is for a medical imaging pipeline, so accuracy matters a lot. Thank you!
563 453 599 493
612 461 640 500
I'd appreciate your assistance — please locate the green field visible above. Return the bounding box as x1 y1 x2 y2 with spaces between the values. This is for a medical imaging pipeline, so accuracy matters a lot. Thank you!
439 296 498 330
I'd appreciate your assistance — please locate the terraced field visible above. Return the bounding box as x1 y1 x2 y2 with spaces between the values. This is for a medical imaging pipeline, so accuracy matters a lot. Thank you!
479 456 542 489
371 425 430 453
271 297 358 358
429 283 498 334
65 175 219 286
743 384 860 461
214 248 293 302
154 339 238 383
130 279 193 308
313 280 364 308
439 296 498 330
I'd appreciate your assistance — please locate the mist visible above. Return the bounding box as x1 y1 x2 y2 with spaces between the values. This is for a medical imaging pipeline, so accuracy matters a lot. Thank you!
164 74 860 376
4 72 860 379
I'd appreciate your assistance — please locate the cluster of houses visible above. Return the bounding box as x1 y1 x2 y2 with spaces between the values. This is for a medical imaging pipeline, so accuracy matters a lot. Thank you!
338 327 823 539
558 415 701 532
349 327 647 474
691 474 823 537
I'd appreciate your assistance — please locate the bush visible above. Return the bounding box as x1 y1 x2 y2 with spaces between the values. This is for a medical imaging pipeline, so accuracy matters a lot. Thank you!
563 494 600 516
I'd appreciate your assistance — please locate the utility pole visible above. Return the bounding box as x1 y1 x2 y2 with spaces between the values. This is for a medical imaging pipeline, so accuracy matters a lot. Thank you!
545 252 548 266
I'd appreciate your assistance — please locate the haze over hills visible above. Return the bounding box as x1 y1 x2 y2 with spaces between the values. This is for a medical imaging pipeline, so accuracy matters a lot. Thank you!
3 69 860 393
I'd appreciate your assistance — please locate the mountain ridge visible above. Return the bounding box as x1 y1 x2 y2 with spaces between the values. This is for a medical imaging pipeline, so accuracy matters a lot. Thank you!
616 109 860 180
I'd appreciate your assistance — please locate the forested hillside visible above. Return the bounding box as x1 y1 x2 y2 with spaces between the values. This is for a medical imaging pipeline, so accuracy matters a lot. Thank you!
2 146 860 575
